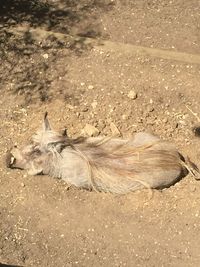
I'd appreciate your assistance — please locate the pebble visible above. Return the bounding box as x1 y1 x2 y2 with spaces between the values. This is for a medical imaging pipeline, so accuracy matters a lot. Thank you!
91 101 97 109
82 124 99 137
163 117 168 123
110 122 121 137
122 114 127 120
179 120 187 126
81 106 88 112
190 185 196 192
88 85 94 90
42 53 49 59
146 119 155 125
127 90 137 100
98 121 106 131
147 105 154 112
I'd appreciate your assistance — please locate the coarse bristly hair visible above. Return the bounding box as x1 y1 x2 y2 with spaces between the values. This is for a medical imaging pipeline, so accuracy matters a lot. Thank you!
6 113 200 194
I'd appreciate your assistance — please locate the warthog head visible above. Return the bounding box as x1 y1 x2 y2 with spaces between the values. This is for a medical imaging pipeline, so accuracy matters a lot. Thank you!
6 112 68 175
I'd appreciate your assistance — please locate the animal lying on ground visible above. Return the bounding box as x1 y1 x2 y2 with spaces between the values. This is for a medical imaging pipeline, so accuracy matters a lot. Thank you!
6 113 199 194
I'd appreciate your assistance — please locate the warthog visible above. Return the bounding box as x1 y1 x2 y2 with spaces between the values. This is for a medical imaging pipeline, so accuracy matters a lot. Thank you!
6 113 199 194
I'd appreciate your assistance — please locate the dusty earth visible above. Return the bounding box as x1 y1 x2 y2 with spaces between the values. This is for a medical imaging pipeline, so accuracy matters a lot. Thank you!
1 0 200 266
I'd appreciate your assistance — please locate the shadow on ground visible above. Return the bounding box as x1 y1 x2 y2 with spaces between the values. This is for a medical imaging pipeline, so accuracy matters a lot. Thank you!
0 0 113 35
0 0 114 103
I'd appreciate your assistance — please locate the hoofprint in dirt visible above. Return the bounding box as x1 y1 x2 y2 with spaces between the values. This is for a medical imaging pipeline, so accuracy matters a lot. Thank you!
1 0 200 266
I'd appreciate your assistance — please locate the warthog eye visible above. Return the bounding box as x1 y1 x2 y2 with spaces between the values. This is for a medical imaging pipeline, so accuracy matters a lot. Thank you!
30 148 42 157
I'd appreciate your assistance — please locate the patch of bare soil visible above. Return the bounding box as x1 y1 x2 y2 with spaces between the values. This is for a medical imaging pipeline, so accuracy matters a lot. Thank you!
1 0 200 266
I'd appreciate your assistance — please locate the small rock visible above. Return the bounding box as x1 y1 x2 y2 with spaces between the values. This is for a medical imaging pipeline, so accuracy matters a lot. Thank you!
146 119 155 125
81 106 88 112
127 90 137 100
88 85 94 90
83 124 99 137
163 117 168 123
179 120 187 126
65 104 75 110
42 53 49 59
122 114 127 120
98 121 106 131
190 185 196 192
147 105 154 112
166 126 174 133
110 122 121 137
137 118 143 123
91 101 97 109
174 122 179 129
144 112 150 118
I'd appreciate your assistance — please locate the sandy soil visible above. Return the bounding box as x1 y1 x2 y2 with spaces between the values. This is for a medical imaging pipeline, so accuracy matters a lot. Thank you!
1 0 200 266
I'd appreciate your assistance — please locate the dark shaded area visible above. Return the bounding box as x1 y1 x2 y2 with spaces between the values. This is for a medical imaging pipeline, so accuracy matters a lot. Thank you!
0 0 50 28
0 264 22 267
0 0 114 103
193 126 200 137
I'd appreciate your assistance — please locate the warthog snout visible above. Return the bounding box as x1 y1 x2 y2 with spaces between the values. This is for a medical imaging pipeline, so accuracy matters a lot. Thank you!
6 146 27 170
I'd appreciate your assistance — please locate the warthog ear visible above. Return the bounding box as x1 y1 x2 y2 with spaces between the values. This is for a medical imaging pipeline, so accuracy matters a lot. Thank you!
43 112 51 131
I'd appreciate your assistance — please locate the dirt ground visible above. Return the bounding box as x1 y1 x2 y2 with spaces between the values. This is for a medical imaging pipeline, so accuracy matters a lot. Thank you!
1 0 200 266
